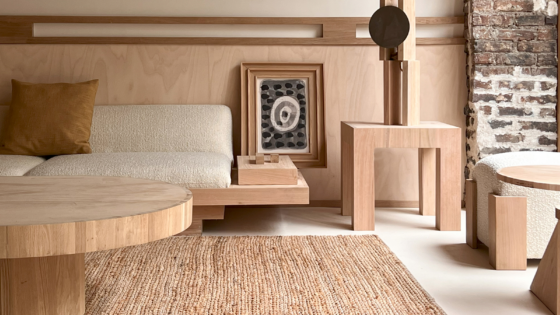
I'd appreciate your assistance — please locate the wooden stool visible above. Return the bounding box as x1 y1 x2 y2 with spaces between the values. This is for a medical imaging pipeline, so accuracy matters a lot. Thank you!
341 121 462 231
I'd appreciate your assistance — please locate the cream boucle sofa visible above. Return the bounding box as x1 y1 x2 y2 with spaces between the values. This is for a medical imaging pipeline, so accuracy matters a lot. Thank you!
0 105 233 189
467 151 560 269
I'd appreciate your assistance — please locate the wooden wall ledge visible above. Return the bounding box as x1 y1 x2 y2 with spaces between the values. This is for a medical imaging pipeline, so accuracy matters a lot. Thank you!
0 16 465 46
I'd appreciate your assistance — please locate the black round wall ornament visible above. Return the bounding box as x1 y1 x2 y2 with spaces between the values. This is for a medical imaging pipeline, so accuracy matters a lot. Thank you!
369 6 410 49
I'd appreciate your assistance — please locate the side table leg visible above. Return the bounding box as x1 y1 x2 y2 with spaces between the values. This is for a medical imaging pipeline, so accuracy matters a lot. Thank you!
418 148 436 216
531 221 560 314
0 254 85 315
341 125 375 231
436 144 461 231
341 125 354 217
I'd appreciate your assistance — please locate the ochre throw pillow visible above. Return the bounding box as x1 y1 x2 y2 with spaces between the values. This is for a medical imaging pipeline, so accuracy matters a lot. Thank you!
0 79 99 156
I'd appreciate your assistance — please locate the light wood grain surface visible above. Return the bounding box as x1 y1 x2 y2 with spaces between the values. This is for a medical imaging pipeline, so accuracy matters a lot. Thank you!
497 165 560 192
531 224 560 314
175 206 225 236
488 194 527 270
341 121 462 231
418 148 436 216
238 155 298 185
0 176 190 225
0 16 465 46
0 44 467 202
1 254 86 315
465 179 478 248
190 171 309 206
398 0 416 61
0 176 193 259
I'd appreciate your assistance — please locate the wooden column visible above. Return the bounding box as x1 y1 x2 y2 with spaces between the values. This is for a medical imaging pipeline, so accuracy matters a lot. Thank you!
402 60 420 126
0 254 85 315
399 0 419 126
384 61 402 125
380 0 401 126
398 0 416 61
380 0 420 126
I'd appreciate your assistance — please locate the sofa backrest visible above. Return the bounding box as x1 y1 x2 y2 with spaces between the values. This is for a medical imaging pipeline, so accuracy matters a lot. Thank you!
0 105 233 162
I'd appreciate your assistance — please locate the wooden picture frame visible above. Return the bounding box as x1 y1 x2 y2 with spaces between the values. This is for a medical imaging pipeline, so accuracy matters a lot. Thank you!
241 63 326 168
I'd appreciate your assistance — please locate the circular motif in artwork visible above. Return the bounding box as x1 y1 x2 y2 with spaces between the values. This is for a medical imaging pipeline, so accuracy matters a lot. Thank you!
271 96 301 132
369 6 410 48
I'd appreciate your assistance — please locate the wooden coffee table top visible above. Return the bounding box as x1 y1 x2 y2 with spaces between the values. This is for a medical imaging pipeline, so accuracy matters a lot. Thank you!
497 165 560 192
0 176 193 259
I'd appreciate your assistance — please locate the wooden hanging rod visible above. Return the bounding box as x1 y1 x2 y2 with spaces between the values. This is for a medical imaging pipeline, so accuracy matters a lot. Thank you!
0 16 465 46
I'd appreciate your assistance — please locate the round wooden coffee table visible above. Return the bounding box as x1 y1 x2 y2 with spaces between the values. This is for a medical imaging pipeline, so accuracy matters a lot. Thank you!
0 176 193 315
497 165 560 314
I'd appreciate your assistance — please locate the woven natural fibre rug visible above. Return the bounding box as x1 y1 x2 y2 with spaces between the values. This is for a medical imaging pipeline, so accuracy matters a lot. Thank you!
85 235 445 315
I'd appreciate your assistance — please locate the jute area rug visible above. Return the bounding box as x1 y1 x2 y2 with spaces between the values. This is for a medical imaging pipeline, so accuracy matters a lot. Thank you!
85 235 445 315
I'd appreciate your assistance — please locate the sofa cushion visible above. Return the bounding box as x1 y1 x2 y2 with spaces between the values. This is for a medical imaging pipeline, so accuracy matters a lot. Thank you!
473 151 560 258
0 155 46 176
26 152 231 189
89 105 233 162
0 79 99 156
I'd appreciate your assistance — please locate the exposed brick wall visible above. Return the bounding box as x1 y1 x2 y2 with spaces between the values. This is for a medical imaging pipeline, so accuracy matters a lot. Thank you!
465 0 558 179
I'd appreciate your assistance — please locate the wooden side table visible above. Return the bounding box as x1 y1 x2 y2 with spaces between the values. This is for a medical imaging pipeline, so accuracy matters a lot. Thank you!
341 121 462 231
496 165 560 314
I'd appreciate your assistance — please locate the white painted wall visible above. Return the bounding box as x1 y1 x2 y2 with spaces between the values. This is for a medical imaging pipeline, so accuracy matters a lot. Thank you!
2 0 463 18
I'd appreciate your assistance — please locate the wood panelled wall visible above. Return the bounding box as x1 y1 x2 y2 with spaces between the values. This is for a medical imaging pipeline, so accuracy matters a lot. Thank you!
0 44 467 201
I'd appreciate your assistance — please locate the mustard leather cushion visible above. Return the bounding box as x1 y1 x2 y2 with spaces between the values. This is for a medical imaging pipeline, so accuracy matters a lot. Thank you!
0 79 99 156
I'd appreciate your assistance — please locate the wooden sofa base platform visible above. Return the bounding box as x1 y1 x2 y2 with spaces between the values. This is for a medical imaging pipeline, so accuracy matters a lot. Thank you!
176 171 309 235
176 206 225 236
189 171 309 206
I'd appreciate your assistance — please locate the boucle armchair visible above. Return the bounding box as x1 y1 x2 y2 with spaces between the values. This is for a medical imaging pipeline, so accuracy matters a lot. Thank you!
466 152 560 270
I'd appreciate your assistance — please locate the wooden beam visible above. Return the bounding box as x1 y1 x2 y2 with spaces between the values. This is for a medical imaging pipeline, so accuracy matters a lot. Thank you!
0 15 464 25
416 16 464 25
0 15 466 46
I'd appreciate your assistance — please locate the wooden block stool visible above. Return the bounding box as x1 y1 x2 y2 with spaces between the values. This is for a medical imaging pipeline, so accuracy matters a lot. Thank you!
341 121 462 231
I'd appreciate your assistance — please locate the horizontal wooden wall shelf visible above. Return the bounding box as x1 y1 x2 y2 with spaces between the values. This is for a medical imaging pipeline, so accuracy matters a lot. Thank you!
0 16 465 46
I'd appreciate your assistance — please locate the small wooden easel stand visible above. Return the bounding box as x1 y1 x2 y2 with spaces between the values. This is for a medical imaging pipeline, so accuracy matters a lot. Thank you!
341 0 462 232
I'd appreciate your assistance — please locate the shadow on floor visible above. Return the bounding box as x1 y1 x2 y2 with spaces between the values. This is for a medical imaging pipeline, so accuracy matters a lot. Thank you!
439 243 543 271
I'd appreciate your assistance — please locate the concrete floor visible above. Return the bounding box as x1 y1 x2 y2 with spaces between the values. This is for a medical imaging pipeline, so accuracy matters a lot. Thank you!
204 206 552 315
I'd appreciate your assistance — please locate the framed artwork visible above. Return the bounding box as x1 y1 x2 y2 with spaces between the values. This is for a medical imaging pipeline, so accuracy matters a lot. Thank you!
241 63 326 168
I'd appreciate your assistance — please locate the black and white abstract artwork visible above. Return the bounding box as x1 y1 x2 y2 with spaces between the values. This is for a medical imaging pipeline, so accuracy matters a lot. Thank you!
257 78 309 154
